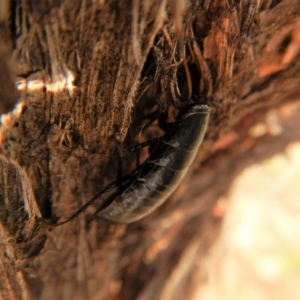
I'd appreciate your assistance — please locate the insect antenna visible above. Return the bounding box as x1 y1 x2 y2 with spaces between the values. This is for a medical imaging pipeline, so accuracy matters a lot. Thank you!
55 175 132 227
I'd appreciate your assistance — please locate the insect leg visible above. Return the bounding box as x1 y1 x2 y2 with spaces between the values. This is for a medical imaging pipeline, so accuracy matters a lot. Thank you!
126 138 160 152
127 138 160 168
158 110 176 133
55 174 132 227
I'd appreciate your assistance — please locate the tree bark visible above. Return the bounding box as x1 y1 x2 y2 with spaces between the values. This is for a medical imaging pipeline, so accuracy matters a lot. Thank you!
0 0 300 299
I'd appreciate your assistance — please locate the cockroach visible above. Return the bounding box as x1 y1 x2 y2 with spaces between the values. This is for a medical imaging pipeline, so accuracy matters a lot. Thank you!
56 103 210 225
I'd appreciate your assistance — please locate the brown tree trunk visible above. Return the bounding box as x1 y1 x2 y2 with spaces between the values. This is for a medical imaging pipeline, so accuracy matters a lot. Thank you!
0 0 300 299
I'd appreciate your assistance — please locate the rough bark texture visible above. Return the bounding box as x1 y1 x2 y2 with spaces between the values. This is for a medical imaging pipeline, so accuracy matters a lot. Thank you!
0 0 300 299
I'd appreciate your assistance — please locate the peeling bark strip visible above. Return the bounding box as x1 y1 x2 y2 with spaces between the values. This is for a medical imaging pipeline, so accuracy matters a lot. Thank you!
0 0 300 299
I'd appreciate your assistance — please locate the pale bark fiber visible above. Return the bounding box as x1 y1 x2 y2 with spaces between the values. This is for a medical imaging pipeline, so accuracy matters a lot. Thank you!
0 0 300 299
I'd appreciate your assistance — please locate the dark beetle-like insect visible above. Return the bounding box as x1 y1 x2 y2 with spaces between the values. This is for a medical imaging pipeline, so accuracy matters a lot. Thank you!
57 103 210 225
